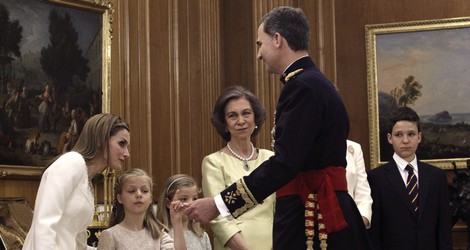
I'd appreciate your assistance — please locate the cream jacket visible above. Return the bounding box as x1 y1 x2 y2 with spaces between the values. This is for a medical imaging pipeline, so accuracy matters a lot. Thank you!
23 151 95 250
202 148 275 250
346 140 373 225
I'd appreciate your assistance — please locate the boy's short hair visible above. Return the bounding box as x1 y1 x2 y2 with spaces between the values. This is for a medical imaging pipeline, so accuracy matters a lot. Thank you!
388 106 421 133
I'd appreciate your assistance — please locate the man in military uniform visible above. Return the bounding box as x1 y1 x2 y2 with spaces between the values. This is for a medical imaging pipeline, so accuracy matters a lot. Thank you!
185 6 371 250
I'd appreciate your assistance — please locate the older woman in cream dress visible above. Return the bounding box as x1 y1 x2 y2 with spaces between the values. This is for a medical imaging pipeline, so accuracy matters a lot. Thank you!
202 86 274 250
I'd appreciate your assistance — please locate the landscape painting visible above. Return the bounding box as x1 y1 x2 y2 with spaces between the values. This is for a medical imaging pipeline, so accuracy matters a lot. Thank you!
0 0 112 178
366 17 470 169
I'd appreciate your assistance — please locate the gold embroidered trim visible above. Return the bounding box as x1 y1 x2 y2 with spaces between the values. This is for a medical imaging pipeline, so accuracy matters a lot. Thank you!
240 178 257 204
285 68 303 82
231 179 258 218
224 190 239 205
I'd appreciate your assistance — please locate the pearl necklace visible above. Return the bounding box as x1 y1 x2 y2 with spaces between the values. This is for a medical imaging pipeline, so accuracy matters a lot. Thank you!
227 142 255 171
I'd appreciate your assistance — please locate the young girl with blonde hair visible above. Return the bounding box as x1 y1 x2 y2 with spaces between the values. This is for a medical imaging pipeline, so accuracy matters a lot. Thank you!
98 168 187 250
157 174 212 250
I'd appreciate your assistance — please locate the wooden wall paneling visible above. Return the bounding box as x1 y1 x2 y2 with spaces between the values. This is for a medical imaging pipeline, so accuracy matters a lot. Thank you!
110 0 128 120
298 0 336 83
182 0 200 178
146 0 222 196
334 1 381 167
147 0 177 196
173 0 191 177
176 0 222 183
311 0 337 84
221 0 254 91
335 1 367 155
125 0 151 173
113 0 168 194
196 0 223 182
110 0 135 179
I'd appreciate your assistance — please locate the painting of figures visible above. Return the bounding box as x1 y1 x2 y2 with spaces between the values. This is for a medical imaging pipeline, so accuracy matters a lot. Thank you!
0 0 105 169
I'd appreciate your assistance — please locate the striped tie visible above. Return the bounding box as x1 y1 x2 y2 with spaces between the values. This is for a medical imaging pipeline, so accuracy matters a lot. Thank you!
405 164 419 212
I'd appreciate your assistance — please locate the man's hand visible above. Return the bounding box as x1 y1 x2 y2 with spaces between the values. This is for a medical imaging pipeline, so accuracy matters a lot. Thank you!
184 197 220 224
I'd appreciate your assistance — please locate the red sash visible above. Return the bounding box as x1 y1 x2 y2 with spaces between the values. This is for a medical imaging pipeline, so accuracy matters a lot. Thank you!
276 166 348 233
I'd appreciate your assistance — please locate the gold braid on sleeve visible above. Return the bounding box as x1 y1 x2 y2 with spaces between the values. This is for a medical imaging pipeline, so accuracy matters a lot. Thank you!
231 179 259 218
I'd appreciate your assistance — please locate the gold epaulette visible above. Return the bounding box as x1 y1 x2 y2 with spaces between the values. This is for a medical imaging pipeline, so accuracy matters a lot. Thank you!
285 68 303 82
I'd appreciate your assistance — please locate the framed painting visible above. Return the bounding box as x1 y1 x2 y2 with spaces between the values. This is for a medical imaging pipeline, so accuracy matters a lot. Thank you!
0 0 113 179
366 17 470 170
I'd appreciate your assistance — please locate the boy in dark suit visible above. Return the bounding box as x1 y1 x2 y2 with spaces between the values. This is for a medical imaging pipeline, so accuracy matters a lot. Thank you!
367 106 452 250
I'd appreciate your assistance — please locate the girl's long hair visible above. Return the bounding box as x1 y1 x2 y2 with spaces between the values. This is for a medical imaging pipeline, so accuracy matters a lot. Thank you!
157 174 206 237
109 168 167 240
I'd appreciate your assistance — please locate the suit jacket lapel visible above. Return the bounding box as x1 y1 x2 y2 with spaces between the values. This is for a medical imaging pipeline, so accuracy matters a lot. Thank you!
384 162 417 216
416 162 431 221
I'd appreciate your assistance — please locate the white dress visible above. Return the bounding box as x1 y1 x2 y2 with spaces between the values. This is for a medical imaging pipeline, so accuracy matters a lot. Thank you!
345 140 373 225
169 229 212 250
97 224 174 250
23 151 95 250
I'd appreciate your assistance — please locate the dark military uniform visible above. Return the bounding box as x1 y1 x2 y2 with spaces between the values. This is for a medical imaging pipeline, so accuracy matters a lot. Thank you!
220 57 372 249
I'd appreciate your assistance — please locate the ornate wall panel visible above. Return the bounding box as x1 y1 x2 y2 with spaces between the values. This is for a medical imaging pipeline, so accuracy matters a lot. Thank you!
145 0 222 195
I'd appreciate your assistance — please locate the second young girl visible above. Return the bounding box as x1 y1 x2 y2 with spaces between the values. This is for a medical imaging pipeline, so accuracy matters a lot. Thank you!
157 174 212 250
98 168 187 250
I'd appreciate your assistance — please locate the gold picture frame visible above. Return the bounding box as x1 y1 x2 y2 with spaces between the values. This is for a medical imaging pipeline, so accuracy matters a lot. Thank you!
0 0 113 179
366 17 470 170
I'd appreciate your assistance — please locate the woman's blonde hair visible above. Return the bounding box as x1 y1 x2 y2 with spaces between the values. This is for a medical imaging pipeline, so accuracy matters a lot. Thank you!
72 113 129 165
157 174 206 237
109 168 167 240
44 113 129 170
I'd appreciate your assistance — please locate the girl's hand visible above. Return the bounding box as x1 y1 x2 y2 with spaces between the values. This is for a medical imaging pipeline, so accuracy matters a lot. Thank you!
170 191 188 250
169 190 185 222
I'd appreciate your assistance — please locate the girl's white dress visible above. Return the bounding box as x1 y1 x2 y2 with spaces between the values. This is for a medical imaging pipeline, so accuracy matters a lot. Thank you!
98 224 174 250
169 229 212 250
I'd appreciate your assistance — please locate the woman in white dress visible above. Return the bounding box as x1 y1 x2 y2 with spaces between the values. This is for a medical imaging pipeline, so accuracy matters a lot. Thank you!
23 113 130 250
345 139 373 228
